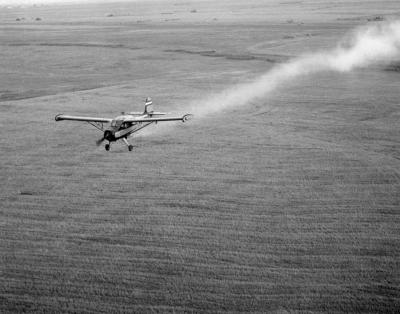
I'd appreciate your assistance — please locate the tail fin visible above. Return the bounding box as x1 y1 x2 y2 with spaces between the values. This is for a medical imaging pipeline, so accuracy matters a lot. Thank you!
144 97 153 114
143 97 167 116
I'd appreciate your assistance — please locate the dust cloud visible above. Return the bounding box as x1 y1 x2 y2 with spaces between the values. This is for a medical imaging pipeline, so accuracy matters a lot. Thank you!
189 20 400 118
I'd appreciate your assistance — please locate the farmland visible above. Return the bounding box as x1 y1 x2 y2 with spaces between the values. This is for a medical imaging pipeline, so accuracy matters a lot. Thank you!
1 0 400 312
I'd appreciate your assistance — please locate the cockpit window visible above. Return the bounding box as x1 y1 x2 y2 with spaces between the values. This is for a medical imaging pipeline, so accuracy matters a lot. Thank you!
111 120 123 127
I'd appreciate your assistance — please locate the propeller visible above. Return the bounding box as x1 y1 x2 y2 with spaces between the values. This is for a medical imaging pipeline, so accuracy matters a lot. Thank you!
96 136 106 146
96 130 113 146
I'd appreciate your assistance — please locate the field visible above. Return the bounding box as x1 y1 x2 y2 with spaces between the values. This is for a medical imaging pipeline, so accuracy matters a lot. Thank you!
1 0 400 312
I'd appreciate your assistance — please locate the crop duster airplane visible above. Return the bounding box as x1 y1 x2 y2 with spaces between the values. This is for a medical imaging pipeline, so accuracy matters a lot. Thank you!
55 98 192 151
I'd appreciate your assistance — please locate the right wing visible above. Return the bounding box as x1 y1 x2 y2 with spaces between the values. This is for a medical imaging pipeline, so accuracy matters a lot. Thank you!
123 114 193 123
55 114 112 123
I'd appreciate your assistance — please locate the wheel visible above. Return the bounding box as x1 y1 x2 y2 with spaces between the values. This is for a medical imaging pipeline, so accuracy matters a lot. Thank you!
105 144 110 151
128 145 133 151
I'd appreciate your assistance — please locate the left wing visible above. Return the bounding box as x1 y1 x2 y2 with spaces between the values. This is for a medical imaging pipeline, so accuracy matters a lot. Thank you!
55 114 112 123
124 114 192 123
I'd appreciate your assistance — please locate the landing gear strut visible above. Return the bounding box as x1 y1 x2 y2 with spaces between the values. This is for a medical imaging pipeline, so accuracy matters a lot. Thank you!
122 138 133 151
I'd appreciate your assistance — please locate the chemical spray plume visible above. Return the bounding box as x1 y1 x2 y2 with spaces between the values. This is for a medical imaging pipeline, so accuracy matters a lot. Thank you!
189 20 400 118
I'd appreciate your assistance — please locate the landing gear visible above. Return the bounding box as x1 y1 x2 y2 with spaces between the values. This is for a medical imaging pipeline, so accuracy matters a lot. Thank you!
104 138 133 152
122 138 133 152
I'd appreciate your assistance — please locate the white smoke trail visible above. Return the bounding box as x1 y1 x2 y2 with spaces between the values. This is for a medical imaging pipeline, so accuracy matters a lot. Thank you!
136 20 400 138
188 20 400 118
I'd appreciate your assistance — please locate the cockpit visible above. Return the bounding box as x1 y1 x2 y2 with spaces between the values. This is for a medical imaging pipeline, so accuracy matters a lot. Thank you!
111 119 124 128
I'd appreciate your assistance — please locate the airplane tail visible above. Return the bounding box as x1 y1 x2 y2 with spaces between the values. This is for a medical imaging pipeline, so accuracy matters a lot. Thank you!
144 97 154 114
143 97 167 116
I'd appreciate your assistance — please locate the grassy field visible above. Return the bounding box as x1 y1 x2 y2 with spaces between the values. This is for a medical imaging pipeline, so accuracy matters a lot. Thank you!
1 0 400 312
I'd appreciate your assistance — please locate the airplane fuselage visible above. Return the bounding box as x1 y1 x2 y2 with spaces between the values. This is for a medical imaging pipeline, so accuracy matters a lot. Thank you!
104 114 154 142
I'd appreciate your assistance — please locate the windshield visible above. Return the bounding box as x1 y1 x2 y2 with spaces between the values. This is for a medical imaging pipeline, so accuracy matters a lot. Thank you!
111 119 123 127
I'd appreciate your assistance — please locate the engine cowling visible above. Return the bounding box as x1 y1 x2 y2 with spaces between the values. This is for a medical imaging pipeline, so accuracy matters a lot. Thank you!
104 130 115 142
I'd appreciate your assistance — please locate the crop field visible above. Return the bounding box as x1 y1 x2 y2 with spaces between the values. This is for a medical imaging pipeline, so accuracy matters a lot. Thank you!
1 0 400 312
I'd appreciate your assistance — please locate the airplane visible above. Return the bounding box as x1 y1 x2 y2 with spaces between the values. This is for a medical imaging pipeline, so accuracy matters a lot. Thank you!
55 97 192 151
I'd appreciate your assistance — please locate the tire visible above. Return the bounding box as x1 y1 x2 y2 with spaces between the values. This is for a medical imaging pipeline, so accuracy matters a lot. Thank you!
128 145 133 151
105 144 110 151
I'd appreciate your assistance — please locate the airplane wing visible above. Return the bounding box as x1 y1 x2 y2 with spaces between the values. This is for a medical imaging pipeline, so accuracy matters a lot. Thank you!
55 114 112 123
124 114 192 123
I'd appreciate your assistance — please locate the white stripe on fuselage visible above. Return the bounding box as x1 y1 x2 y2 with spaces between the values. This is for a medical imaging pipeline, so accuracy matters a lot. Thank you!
114 115 149 138
114 125 138 138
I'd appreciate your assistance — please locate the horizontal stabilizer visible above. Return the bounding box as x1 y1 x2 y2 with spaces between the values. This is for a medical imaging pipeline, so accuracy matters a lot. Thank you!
127 111 168 116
